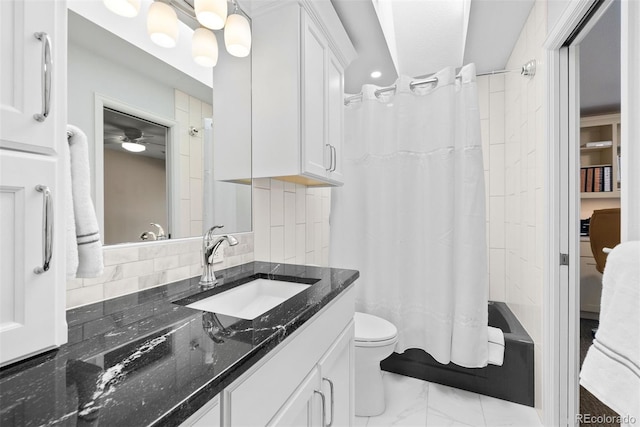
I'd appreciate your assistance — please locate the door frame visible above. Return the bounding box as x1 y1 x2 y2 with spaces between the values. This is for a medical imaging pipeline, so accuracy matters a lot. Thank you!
544 1 640 425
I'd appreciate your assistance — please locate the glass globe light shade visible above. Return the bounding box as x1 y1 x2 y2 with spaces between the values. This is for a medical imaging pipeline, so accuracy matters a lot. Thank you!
103 0 141 17
147 2 179 48
192 28 219 67
195 0 227 30
224 13 251 58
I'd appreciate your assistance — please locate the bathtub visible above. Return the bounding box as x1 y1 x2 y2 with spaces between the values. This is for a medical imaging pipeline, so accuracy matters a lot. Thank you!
380 301 535 407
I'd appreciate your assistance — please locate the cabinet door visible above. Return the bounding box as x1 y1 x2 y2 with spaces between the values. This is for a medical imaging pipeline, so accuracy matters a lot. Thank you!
1 0 61 155
268 368 323 427
301 12 329 179
327 52 344 183
0 151 62 366
318 320 354 427
180 395 220 427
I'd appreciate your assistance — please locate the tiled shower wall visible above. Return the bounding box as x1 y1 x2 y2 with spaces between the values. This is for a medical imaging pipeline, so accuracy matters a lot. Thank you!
504 0 547 414
479 0 547 415
252 179 330 266
477 74 507 303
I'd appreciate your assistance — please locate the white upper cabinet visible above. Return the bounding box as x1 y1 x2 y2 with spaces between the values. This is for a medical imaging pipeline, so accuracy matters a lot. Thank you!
251 0 356 186
0 0 67 367
0 0 64 155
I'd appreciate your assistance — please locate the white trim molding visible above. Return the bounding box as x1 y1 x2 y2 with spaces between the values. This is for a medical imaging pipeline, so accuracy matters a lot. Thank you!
621 0 640 241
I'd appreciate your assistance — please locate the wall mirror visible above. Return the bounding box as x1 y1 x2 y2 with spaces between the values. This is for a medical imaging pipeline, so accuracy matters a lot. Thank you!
67 0 252 246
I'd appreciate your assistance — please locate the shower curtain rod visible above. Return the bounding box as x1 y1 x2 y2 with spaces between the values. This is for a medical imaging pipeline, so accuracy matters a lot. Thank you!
344 59 536 106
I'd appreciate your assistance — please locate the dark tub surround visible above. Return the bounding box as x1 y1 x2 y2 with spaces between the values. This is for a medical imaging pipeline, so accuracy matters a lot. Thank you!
381 301 535 407
0 262 358 427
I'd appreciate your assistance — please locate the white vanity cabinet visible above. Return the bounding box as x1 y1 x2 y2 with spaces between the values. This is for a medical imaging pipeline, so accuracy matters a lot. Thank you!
180 285 355 426
251 0 355 186
0 0 68 367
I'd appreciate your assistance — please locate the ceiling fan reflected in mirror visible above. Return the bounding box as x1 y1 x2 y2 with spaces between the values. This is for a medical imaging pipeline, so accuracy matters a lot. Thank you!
105 127 154 152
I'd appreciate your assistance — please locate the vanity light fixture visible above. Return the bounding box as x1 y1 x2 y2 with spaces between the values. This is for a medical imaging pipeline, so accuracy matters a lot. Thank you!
195 0 227 30
122 142 147 153
103 0 141 17
224 3 251 58
192 27 219 67
147 1 180 48
107 0 251 65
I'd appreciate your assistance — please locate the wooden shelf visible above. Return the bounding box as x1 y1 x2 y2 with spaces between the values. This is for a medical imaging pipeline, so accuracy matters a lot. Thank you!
580 113 620 198
581 191 620 199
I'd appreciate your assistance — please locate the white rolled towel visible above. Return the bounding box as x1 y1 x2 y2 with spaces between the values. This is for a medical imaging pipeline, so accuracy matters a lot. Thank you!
67 125 104 278
487 326 505 366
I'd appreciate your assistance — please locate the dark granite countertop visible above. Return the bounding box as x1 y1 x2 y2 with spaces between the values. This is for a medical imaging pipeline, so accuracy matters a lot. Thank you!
0 262 358 426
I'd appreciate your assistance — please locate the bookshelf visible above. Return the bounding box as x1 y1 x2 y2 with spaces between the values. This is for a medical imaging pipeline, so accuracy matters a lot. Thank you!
580 113 621 199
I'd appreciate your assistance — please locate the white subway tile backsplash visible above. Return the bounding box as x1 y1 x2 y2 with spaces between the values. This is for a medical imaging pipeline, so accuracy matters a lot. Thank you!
175 89 189 112
254 188 271 261
270 226 285 263
270 179 284 226
153 255 180 272
284 192 296 260
68 284 104 309
296 224 306 264
122 260 154 278
104 247 139 266
296 185 306 223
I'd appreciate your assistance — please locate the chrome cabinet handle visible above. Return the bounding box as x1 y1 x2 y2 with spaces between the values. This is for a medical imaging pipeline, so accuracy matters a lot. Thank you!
33 32 52 122
34 185 53 274
330 145 337 172
314 390 327 427
322 377 335 427
325 144 333 171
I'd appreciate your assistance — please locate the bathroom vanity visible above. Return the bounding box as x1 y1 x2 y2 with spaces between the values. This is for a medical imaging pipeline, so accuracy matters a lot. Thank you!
0 263 358 426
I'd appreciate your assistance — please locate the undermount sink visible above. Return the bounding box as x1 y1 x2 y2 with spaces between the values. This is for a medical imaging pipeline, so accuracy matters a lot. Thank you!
186 278 312 320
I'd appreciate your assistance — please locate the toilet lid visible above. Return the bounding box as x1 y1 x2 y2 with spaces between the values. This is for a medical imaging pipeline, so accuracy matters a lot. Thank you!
354 312 398 342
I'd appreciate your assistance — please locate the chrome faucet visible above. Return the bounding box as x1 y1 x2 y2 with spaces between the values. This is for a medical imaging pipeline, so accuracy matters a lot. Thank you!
150 223 166 239
200 225 238 287
140 231 157 241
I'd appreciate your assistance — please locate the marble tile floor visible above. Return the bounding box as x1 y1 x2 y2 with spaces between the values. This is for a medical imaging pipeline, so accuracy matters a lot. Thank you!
355 372 542 427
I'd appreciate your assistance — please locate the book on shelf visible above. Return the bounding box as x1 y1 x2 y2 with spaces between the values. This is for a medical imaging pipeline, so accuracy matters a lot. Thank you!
580 165 613 192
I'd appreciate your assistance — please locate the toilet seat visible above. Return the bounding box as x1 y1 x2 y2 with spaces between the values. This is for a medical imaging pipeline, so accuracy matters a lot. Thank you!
354 312 398 347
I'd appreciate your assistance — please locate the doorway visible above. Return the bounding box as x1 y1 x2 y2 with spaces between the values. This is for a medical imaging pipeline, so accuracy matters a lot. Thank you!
545 1 640 426
575 2 621 424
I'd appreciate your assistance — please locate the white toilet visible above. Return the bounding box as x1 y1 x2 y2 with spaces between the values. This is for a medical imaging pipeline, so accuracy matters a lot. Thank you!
354 312 398 416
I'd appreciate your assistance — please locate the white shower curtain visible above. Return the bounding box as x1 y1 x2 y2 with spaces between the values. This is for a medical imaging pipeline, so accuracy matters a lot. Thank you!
330 64 489 368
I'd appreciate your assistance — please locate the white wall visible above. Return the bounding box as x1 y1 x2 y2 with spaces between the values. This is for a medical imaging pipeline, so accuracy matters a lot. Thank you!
253 179 330 266
104 149 167 245
67 41 175 194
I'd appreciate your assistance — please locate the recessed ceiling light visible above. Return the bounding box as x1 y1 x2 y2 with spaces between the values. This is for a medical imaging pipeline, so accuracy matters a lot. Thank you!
370 71 382 79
